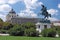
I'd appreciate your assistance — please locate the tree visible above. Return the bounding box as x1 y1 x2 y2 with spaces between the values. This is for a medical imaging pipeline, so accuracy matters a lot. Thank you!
41 28 56 37
9 22 39 36
0 22 13 34
53 26 60 37
2 22 13 30
0 18 3 22
9 24 25 36
0 18 3 29
23 22 39 36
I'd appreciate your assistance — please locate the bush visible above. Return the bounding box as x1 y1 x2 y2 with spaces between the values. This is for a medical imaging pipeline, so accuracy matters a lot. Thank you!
3 23 13 30
48 31 56 37
9 24 25 36
23 22 39 37
41 28 56 37
52 26 60 37
0 30 8 34
25 28 39 37
9 22 39 37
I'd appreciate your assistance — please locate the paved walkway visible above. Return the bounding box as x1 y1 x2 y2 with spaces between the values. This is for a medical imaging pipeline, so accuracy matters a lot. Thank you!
0 33 9 36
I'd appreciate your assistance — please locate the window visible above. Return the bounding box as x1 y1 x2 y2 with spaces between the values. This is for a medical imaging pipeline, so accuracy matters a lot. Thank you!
38 25 40 28
44 25 47 29
12 16 13 17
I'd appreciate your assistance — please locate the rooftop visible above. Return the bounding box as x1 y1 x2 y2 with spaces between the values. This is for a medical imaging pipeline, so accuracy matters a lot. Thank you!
9 9 16 14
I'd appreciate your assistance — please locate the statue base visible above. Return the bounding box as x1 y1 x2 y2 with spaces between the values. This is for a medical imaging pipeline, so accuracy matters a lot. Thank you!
39 18 51 23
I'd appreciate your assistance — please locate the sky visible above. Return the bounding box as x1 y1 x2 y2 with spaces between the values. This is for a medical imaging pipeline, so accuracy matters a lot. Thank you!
0 0 60 21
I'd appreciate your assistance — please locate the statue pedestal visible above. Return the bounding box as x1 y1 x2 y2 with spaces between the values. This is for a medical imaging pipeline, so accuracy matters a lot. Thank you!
39 19 51 23
36 19 51 33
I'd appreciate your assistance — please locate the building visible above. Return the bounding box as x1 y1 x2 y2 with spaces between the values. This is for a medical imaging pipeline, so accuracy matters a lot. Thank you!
6 9 17 22
36 20 51 33
6 9 52 32
6 9 42 24
51 21 60 26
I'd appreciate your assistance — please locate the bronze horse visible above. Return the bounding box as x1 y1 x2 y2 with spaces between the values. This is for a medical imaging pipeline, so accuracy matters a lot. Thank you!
40 5 51 19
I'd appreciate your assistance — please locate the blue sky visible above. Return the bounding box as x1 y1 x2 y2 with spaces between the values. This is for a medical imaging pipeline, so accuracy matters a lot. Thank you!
0 0 60 21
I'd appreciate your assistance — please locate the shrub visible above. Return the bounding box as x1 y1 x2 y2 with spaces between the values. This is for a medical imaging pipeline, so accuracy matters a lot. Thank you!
41 28 56 37
52 26 60 37
9 24 25 36
23 22 39 37
3 23 13 30
25 28 39 37
9 22 39 37
0 30 8 34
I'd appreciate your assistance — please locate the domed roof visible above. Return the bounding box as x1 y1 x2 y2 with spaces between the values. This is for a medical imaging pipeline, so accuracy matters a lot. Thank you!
9 9 16 14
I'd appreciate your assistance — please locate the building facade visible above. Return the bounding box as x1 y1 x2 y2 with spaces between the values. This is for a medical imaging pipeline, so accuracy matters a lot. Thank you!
6 9 52 32
36 20 51 33
51 21 60 26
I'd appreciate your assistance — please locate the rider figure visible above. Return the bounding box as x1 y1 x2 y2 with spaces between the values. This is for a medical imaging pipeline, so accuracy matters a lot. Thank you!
41 5 51 19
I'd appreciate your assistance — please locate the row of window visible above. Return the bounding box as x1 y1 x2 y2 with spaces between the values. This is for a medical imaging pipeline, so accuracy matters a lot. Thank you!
38 25 47 29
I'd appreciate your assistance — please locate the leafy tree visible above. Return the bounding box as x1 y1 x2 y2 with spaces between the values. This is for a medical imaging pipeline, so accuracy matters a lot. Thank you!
41 28 56 37
53 26 60 37
22 22 36 29
9 22 39 36
0 18 3 22
9 24 25 36
0 22 13 33
23 22 39 36
25 28 39 37
2 22 13 30
0 18 3 29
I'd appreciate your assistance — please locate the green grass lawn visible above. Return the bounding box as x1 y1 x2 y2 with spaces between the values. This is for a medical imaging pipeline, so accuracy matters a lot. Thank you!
0 36 60 40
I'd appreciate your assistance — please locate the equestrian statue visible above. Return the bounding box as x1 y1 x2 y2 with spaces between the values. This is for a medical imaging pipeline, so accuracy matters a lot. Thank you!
39 5 51 19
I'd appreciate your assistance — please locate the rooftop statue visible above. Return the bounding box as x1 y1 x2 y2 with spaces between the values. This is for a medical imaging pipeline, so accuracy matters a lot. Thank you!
40 5 51 19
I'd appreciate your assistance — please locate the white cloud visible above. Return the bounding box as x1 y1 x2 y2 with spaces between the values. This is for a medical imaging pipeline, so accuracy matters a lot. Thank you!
0 0 43 21
19 0 43 18
19 12 37 18
0 13 6 21
48 17 59 21
8 0 22 4
31 0 38 3
0 0 7 4
24 0 43 9
19 9 37 17
0 4 12 21
47 9 58 15
31 13 37 17
0 0 22 4
0 4 11 12
38 2 43 6
58 4 60 8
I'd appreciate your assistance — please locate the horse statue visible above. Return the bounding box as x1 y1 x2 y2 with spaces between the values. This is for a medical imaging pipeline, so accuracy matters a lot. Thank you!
39 5 51 19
